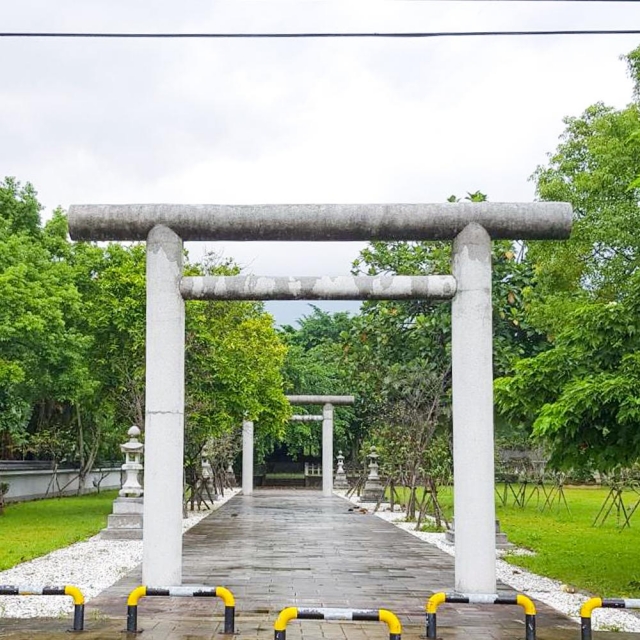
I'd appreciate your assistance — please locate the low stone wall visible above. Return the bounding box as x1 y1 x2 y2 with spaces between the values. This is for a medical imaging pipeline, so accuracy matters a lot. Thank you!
1 467 121 502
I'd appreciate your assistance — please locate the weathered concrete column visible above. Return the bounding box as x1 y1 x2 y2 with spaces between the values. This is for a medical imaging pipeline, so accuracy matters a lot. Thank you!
322 403 334 497
143 225 184 585
451 223 495 594
242 420 254 496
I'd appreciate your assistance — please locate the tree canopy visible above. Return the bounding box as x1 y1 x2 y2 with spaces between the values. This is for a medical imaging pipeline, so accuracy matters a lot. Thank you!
495 46 640 472
0 180 289 487
279 306 356 458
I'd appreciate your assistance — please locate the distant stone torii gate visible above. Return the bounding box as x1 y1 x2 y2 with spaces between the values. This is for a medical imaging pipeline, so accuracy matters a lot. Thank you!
68 202 572 593
241 395 355 498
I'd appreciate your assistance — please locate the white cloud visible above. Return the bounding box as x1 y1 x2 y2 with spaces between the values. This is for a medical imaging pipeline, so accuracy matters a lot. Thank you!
1 1 639 323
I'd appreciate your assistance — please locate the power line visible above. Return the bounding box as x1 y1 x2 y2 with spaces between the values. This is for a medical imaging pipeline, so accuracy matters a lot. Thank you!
1 29 640 39
394 0 640 2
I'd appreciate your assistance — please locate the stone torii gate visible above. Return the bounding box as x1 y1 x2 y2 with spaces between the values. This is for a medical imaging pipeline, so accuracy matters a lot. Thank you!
241 395 355 497
295 395 354 497
68 202 571 592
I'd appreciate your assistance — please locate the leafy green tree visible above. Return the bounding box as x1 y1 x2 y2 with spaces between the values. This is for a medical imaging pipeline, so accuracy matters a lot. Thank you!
0 183 289 495
0 180 91 458
495 272 640 472
495 46 640 472
72 241 147 433
372 363 451 523
185 286 290 470
279 307 356 458
67 239 148 489
527 47 640 332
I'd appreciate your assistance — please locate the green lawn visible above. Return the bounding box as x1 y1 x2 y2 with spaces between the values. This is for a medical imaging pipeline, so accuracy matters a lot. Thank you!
393 484 640 598
498 486 640 598
0 491 117 571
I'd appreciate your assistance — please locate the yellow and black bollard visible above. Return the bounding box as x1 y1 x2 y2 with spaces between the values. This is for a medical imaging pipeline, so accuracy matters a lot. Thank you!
126 585 235 634
580 597 640 640
0 585 85 631
426 592 536 640
274 606 402 640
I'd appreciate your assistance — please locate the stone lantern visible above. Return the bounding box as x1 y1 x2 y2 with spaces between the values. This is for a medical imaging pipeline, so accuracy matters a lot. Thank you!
226 462 237 488
362 446 384 502
200 443 218 500
334 450 349 489
101 425 144 539
119 425 144 497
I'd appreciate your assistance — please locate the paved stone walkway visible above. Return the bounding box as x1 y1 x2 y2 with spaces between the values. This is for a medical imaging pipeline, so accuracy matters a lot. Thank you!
1 490 637 639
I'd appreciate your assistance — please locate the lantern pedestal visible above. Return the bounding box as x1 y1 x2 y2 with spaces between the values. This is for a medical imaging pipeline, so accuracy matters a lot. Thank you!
101 497 144 540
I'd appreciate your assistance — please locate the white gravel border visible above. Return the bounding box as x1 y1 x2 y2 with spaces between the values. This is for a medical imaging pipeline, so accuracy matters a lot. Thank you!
339 491 640 633
0 489 240 619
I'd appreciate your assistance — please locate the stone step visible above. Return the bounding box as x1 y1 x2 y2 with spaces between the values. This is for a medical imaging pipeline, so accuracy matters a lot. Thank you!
107 513 143 528
112 497 144 514
100 527 143 540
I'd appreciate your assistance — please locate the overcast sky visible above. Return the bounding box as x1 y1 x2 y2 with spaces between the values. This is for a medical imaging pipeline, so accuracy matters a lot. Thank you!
2 1 639 325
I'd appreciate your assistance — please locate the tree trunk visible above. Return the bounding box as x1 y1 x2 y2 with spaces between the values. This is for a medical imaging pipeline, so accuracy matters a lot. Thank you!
76 407 101 496
0 482 8 515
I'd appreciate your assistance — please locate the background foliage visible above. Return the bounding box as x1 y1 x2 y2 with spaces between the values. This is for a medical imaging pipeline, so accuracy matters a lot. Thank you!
2 46 640 490
0 182 288 484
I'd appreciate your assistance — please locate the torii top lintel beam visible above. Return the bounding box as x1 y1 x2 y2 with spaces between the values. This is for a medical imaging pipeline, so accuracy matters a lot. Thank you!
68 202 572 242
287 395 355 406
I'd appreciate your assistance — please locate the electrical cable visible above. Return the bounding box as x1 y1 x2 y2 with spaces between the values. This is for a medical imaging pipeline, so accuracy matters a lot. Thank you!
392 0 640 2
1 29 640 39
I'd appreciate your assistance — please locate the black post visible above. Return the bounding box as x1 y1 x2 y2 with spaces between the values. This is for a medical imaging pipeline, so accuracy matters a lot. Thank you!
72 603 85 631
224 605 235 634
525 613 536 640
426 612 437 639
127 605 138 633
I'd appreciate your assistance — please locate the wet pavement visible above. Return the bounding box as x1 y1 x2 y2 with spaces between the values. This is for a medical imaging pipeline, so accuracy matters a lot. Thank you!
1 490 637 639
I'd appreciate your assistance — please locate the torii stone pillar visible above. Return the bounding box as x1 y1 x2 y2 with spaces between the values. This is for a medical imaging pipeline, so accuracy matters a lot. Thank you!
143 226 185 585
322 403 334 497
68 201 571 591
242 419 254 496
451 223 494 593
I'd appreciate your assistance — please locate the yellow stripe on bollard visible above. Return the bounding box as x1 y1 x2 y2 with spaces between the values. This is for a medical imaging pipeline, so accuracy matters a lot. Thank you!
127 585 147 607
580 597 603 619
379 608 402 640
516 594 536 616
426 592 446 614
215 586 235 608
64 585 85 605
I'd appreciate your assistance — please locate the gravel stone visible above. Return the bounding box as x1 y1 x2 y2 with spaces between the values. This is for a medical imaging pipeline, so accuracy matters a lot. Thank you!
0 489 239 619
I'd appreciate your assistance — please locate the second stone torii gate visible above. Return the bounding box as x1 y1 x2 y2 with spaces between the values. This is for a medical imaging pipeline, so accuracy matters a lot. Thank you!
241 395 355 497
293 395 354 497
